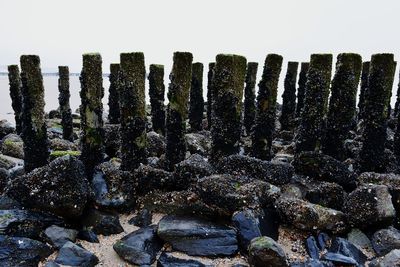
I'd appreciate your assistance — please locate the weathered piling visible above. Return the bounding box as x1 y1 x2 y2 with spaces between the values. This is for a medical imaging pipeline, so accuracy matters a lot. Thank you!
295 54 333 154
243 62 258 134
322 53 362 160
251 54 283 160
359 54 395 172
394 70 400 117
206 62 215 129
148 64 166 135
211 54 247 161
280 61 299 131
20 55 49 172
119 52 147 171
58 66 74 141
165 52 193 170
108 63 121 124
189 62 204 132
7 65 23 134
295 62 310 118
80 53 105 176
357 61 370 121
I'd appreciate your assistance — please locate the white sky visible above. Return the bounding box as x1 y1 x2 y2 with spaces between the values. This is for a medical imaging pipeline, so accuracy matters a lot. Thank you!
0 0 399 103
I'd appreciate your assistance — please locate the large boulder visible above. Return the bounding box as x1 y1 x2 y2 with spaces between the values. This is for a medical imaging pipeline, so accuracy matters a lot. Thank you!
55 241 99 267
293 151 356 190
81 209 123 236
215 154 294 185
276 197 347 233
196 174 280 214
174 154 214 189
157 215 238 256
1 134 24 159
49 138 78 151
134 165 174 194
369 249 400 267
92 161 135 210
0 120 15 139
44 225 78 249
343 184 395 228
6 155 91 219
147 131 166 157
0 234 52 266
185 132 212 156
372 227 400 256
248 236 289 267
113 225 163 265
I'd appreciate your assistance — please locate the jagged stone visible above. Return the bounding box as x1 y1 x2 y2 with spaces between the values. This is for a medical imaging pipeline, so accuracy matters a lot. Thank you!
44 225 78 249
55 241 99 267
128 209 152 227
81 209 123 236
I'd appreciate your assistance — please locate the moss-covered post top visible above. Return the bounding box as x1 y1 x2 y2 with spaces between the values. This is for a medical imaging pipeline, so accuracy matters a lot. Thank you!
287 61 299 71
309 53 333 68
8 64 19 74
110 63 120 73
168 51 193 118
150 64 164 72
58 66 69 78
20 55 46 131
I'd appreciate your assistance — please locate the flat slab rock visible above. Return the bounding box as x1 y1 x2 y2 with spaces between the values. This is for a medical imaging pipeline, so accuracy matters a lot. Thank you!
157 215 238 257
55 241 99 267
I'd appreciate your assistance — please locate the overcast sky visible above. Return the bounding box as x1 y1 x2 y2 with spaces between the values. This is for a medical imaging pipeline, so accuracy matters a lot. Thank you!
1 0 399 102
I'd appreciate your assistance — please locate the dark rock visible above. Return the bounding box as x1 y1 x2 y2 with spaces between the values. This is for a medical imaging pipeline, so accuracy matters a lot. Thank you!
0 234 52 267
317 232 331 251
77 228 99 243
48 109 61 119
0 120 15 140
113 225 163 265
185 132 212 156
306 236 320 259
6 155 91 219
347 228 373 253
328 237 367 266
49 138 78 151
157 215 238 256
248 236 289 267
343 184 395 228
0 155 17 169
232 209 279 253
369 249 400 267
0 195 21 209
0 209 63 239
157 252 210 267
215 154 293 185
276 197 347 233
81 209 123 236
290 259 334 267
44 225 78 249
304 181 345 210
104 124 120 158
372 227 400 256
55 241 99 267
0 168 9 193
44 261 60 267
128 209 152 227
174 154 214 189
196 174 279 214
134 165 173 194
147 131 166 157
293 151 356 190
321 252 357 266
1 134 24 159
92 161 135 210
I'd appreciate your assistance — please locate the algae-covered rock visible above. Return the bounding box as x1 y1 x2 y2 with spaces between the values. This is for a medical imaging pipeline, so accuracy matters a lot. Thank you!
248 236 289 267
1 133 24 159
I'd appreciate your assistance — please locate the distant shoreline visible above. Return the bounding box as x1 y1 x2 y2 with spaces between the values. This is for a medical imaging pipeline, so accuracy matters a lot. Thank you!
0 72 110 77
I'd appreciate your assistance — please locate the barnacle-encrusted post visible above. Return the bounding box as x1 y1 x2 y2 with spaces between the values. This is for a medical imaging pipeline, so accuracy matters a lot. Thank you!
357 61 370 121
211 54 247 161
295 54 333 154
189 62 204 132
165 52 193 170
280 61 299 131
394 70 400 118
322 53 362 160
295 62 310 118
148 64 166 135
243 62 258 134
206 62 215 129
108 63 121 124
359 53 395 172
251 54 283 160
7 65 23 134
20 55 49 172
80 53 105 176
119 52 147 171
58 66 74 141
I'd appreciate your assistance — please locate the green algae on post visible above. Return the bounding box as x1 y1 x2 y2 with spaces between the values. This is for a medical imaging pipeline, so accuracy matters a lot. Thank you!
165 52 193 170
295 54 332 154
359 53 395 172
206 62 215 130
108 63 121 124
211 54 247 161
251 54 283 160
79 53 105 176
280 61 299 131
119 52 147 171
243 62 258 135
189 62 204 132
295 62 310 118
20 55 50 172
7 65 23 134
322 53 362 160
148 64 166 135
58 66 74 141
